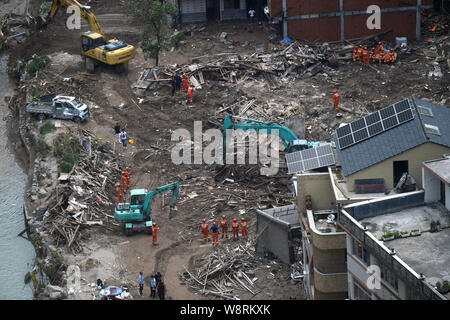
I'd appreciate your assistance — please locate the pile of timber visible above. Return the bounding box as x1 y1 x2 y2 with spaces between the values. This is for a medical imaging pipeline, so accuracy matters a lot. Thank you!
41 128 125 254
0 13 46 49
180 240 261 299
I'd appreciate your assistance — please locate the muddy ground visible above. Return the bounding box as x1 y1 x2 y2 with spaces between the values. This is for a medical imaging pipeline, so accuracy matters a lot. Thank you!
5 0 449 300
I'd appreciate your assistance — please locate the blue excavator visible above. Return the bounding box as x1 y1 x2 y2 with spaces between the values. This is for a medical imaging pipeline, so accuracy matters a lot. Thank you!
114 182 180 236
222 115 316 153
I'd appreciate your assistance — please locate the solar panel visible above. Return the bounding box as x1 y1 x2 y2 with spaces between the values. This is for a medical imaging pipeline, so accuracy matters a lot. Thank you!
394 100 410 113
286 144 335 174
336 125 351 138
338 135 354 149
368 122 383 136
383 116 399 130
334 99 414 150
380 105 395 119
365 111 381 126
397 109 414 123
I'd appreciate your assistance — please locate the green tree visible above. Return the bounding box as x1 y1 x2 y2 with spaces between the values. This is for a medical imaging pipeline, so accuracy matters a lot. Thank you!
127 0 176 66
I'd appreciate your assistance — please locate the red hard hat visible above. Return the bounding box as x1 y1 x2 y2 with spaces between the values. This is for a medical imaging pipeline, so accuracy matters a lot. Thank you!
222 215 225 218
213 222 216 225
202 219 206 222
153 223 157 226
334 89 337 93
241 217 245 220
233 218 237 222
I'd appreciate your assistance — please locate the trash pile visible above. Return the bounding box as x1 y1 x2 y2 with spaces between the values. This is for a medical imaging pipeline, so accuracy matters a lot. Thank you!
40 127 125 254
0 13 46 50
180 240 262 300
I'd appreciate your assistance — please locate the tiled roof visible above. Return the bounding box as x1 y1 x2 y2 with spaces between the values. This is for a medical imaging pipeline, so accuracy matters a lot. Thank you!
333 97 450 176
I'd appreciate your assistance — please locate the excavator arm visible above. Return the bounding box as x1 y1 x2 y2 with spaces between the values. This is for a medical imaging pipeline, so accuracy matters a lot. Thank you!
142 181 180 219
222 115 302 150
49 0 106 40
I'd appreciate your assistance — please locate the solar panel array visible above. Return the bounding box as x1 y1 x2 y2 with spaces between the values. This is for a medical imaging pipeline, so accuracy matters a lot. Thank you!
336 99 414 149
286 144 335 174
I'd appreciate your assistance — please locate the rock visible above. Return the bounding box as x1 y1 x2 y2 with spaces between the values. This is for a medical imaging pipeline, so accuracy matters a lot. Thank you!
44 285 67 300
320 123 328 131
38 188 47 199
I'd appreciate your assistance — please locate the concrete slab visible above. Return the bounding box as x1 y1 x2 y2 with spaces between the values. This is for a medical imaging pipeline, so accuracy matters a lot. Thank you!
359 202 450 240
423 155 450 184
388 228 450 295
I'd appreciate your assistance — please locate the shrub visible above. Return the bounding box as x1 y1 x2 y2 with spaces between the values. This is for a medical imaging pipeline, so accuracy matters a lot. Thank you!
171 31 186 48
26 56 50 74
37 138 50 158
39 123 56 135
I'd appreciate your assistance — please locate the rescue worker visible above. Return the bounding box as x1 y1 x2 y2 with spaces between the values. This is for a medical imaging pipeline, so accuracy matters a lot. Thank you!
121 171 128 193
379 49 386 64
201 219 210 242
362 46 369 65
116 182 123 203
187 85 194 104
182 74 190 91
231 218 240 240
174 72 182 92
211 222 219 246
387 49 396 63
352 46 358 62
220 215 228 239
357 45 364 62
369 48 376 63
377 42 384 56
152 223 160 245
333 89 340 112
240 218 248 239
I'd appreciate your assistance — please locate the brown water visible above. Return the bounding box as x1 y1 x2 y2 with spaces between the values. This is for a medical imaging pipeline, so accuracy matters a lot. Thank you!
0 54 35 299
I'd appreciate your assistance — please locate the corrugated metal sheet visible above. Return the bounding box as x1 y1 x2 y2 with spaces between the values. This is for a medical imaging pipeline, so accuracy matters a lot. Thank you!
180 0 206 14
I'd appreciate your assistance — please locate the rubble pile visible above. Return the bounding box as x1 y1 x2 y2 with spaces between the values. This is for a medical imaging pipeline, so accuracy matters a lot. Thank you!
180 240 262 299
41 128 125 254
0 12 46 50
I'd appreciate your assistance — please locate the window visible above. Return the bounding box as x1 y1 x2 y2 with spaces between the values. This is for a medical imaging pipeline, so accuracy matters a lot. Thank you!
380 265 399 292
424 124 441 136
417 105 433 117
352 238 370 265
353 282 371 300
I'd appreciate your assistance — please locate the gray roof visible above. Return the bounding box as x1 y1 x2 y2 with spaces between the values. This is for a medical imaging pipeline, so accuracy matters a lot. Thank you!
333 97 450 177
423 154 450 184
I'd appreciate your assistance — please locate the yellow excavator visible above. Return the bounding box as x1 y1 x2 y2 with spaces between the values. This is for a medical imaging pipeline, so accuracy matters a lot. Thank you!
48 0 135 72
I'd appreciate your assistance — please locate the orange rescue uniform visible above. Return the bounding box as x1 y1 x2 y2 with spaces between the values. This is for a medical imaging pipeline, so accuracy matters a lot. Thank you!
182 75 189 91
357 46 363 62
121 173 128 193
201 222 210 241
352 47 358 62
379 50 386 63
220 218 228 238
232 221 240 239
240 221 248 238
387 50 396 63
152 225 160 245
362 48 369 65
187 86 193 103
116 185 123 203
333 92 340 111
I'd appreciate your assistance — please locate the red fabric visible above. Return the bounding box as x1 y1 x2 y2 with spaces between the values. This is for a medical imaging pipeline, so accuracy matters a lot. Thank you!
212 232 219 244
152 226 160 244
116 187 122 203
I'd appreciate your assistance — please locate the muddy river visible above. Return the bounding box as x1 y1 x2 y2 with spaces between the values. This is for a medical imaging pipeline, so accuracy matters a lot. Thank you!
0 54 35 299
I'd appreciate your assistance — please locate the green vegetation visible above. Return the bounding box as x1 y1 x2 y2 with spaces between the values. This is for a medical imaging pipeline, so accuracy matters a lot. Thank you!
171 31 186 48
39 123 56 135
26 55 50 74
37 138 50 158
436 280 449 294
52 133 81 173
126 0 177 66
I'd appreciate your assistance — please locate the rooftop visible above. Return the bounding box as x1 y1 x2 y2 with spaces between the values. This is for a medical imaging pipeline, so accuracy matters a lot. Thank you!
333 97 450 177
358 202 450 290
423 154 450 184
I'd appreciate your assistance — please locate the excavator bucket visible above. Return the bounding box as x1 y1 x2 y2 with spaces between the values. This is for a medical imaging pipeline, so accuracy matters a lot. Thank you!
169 206 178 219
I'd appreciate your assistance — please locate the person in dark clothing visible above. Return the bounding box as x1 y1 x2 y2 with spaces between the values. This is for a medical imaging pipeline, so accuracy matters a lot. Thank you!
171 77 176 96
150 275 157 298
174 72 182 91
114 123 121 142
157 280 165 300
139 272 144 296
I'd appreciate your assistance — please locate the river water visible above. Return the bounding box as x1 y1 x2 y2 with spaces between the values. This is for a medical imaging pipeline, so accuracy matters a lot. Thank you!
0 54 35 299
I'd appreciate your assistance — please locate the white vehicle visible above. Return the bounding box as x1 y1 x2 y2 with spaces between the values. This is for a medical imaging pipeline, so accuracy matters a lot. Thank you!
26 94 90 122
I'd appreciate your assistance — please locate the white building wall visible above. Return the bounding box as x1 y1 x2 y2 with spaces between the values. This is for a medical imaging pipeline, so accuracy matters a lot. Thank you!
423 168 440 203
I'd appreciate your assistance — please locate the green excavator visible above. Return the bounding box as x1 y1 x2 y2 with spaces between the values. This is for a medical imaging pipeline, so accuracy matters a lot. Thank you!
222 115 314 153
114 182 180 236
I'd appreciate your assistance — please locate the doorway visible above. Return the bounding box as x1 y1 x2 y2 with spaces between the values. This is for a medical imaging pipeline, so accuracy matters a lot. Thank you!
393 160 408 186
440 181 446 204
207 0 220 21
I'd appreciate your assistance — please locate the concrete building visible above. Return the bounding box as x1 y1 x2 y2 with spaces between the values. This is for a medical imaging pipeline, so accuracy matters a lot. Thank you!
267 0 434 42
423 154 450 210
175 0 253 23
338 192 448 300
333 97 450 193
255 204 302 265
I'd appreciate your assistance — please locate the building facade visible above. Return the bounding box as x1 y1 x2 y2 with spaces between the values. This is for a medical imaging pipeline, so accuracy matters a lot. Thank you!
268 0 434 42
175 0 249 23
